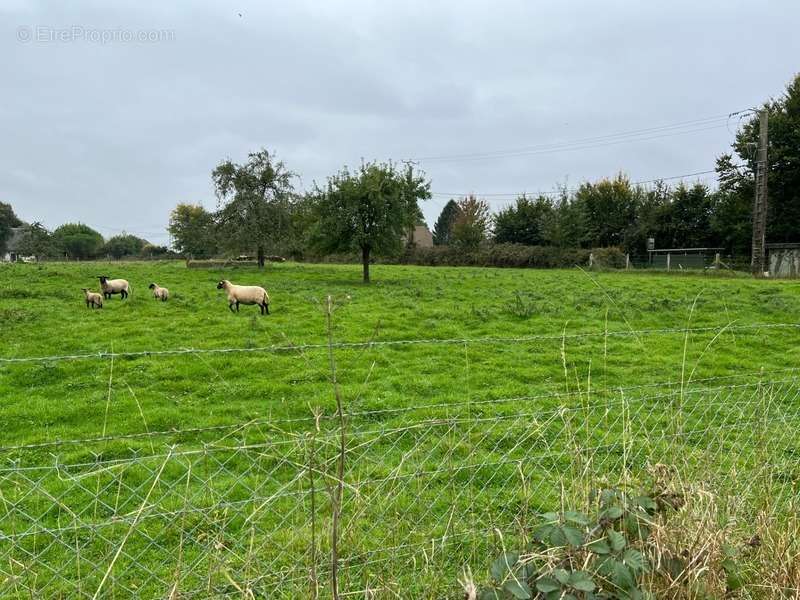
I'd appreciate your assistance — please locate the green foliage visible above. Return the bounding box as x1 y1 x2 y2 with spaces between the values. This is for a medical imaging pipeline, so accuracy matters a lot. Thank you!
574 174 638 248
432 199 460 245
494 195 554 246
311 161 430 282
168 203 218 258
104 234 148 259
396 243 629 269
0 201 22 252
474 488 667 599
452 195 491 249
140 243 170 258
52 223 104 259
213 148 296 267
15 222 59 258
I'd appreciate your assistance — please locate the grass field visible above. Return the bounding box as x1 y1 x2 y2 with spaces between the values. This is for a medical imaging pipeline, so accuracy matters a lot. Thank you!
1 261 800 598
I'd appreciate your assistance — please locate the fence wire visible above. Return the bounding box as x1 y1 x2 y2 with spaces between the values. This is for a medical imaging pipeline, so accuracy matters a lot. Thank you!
2 329 800 598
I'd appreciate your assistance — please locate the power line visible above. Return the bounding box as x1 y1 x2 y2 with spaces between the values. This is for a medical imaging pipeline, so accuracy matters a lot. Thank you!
408 111 749 163
429 167 747 201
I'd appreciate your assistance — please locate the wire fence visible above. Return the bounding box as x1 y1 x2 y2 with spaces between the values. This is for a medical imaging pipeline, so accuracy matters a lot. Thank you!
2 323 800 598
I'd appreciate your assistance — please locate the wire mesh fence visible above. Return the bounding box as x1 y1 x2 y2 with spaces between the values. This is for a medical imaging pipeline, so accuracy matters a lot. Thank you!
2 324 800 598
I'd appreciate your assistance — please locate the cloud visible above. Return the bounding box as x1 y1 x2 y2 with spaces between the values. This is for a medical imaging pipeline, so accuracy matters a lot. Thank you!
1 0 798 237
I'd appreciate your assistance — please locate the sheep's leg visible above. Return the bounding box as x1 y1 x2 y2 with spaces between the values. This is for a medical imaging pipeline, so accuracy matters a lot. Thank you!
228 302 236 313
235 301 240 312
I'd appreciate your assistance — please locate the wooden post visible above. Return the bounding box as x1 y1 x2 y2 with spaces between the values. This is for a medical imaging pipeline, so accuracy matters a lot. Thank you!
589 253 594 268
666 253 671 271
714 253 721 269
625 254 630 270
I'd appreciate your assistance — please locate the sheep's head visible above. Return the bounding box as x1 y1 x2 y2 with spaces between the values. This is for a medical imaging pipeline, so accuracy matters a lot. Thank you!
216 280 227 290
148 283 156 289
81 288 88 293
98 276 108 284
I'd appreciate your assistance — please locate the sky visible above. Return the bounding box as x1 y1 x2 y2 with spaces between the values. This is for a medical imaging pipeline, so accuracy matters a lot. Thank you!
2 0 799 246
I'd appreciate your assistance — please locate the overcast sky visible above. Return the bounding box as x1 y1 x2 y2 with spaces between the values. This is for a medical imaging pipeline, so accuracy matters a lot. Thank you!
2 0 799 245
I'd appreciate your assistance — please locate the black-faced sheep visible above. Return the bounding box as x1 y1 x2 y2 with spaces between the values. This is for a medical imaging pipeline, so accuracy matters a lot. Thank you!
216 280 270 315
148 283 169 302
98 276 130 300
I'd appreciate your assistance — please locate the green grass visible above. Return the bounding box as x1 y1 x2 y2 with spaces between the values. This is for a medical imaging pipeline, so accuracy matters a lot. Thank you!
1 261 799 598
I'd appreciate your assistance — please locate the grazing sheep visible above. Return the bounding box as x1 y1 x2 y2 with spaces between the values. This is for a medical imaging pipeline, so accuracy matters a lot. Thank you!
81 288 103 309
98 276 130 300
148 283 169 302
216 280 270 315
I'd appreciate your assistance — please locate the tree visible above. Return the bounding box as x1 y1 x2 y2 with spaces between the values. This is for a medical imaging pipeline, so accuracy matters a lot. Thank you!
539 189 587 248
52 223 104 259
312 161 430 282
104 234 148 259
0 202 22 253
573 174 637 248
451 195 490 249
141 243 171 258
493 195 553 245
168 204 218 258
15 222 58 258
712 154 753 255
213 149 295 268
284 193 319 260
432 200 460 245
659 183 715 249
727 74 800 244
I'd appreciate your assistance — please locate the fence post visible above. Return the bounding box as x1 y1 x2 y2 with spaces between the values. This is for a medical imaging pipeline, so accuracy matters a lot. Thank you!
589 253 594 269
625 254 630 270
666 253 671 271
714 253 721 269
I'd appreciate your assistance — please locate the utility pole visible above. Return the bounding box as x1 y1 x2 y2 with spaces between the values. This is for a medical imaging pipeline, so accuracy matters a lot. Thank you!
751 109 769 275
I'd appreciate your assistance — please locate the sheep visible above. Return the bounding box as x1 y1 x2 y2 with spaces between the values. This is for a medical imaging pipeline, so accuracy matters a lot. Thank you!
148 282 169 302
98 275 130 300
216 280 270 315
81 288 103 309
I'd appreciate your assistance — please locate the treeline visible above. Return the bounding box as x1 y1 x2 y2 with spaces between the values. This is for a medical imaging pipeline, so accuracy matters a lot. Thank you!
431 173 749 256
0 213 172 260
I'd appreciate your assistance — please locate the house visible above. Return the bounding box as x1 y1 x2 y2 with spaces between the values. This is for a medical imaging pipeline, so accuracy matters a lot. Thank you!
2 227 35 263
407 224 433 248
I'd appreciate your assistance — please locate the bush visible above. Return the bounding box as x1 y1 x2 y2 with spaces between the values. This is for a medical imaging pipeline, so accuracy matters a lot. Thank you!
297 244 631 271
395 244 594 269
467 484 678 600
591 247 627 269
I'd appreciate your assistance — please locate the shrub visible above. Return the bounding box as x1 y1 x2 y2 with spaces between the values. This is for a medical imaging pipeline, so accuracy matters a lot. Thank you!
470 488 661 600
300 244 632 271
591 247 627 269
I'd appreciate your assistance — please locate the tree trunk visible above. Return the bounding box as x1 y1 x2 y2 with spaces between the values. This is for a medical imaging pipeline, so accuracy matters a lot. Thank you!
361 246 370 283
257 245 265 268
